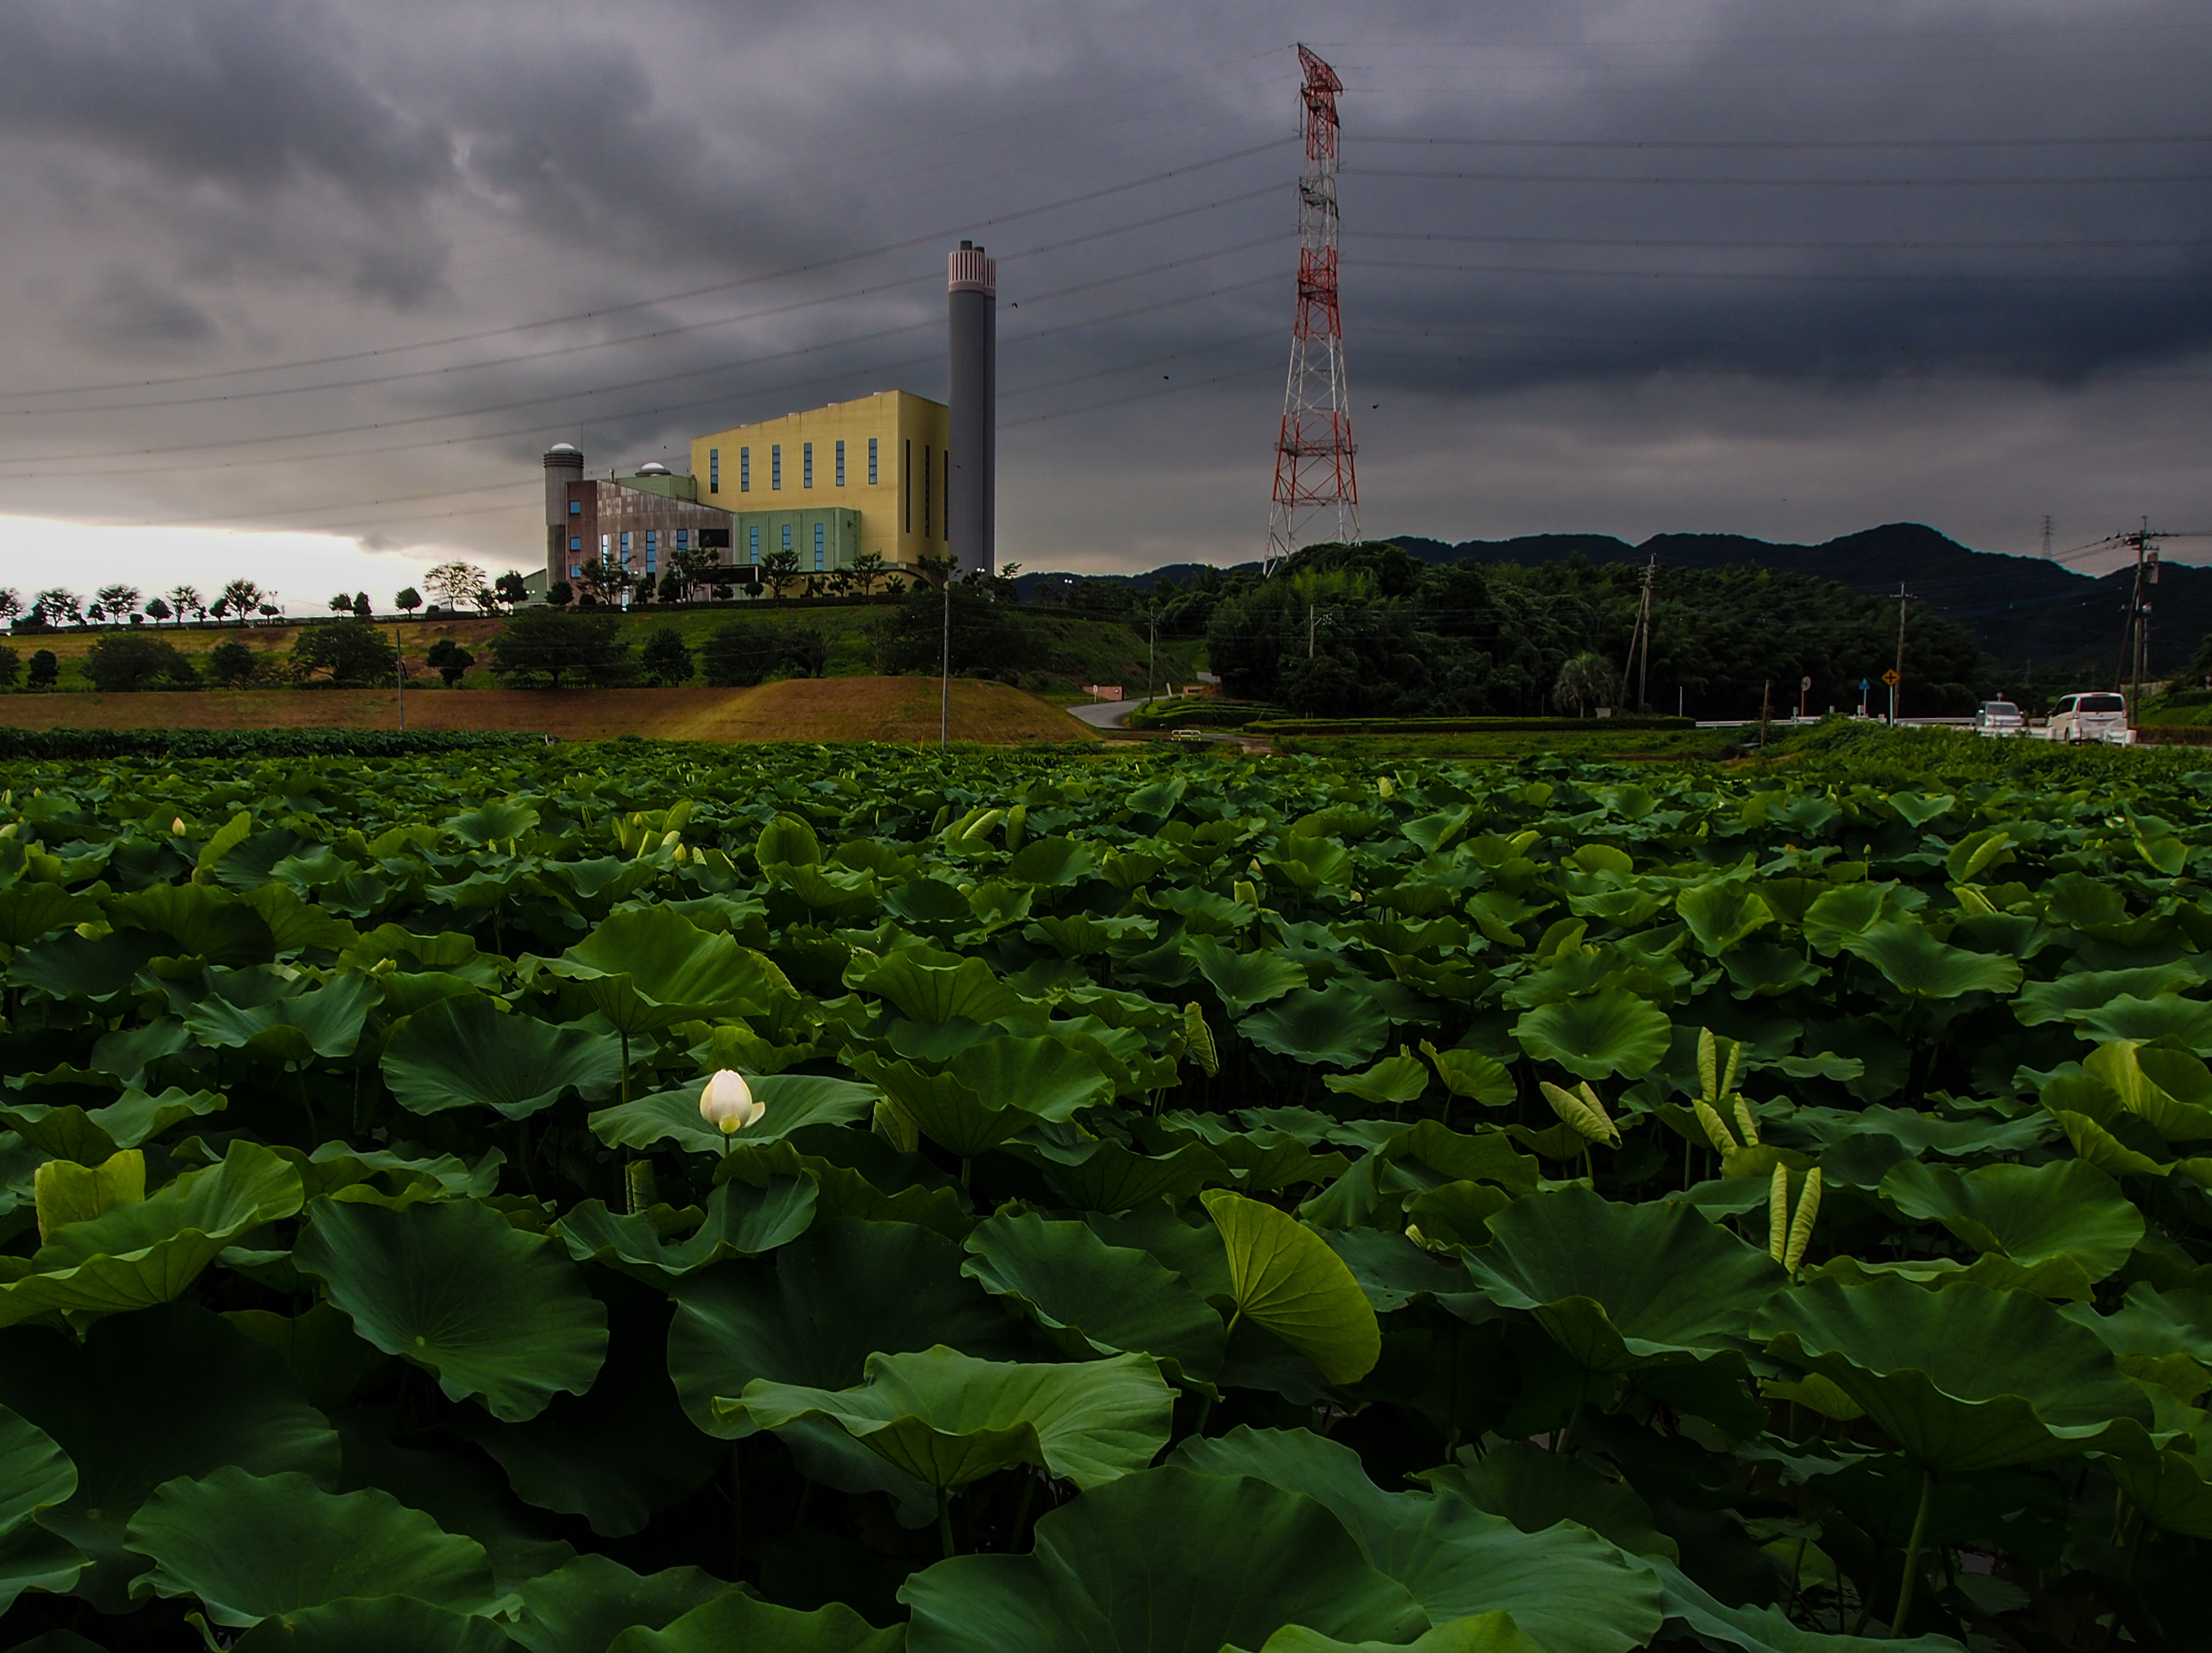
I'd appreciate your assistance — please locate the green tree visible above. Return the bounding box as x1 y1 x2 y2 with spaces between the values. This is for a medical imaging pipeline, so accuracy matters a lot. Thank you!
548 580 573 609
1553 651 1615 717
486 608 632 689
352 593 373 619
25 650 56 688
760 547 802 599
142 596 173 625
494 572 530 610
292 620 399 687
639 626 694 686
847 550 890 597
83 633 200 692
0 647 21 690
872 581 1036 683
425 637 476 687
327 593 354 615
395 587 422 618
204 640 257 687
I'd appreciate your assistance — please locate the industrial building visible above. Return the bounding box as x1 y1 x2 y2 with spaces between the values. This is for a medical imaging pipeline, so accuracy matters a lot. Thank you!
540 244 996 598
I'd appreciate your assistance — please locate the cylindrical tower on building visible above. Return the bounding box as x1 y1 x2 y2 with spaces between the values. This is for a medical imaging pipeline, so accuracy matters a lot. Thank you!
543 443 584 589
947 242 996 578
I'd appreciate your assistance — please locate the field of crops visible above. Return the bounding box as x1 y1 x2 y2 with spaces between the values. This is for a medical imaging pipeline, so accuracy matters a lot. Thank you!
1 733 2210 1651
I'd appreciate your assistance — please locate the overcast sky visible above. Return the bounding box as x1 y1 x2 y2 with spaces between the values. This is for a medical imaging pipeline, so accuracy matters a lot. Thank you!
0 0 2206 605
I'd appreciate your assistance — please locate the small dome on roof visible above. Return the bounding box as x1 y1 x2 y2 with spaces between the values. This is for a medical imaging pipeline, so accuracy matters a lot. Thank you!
546 442 580 454
637 461 672 475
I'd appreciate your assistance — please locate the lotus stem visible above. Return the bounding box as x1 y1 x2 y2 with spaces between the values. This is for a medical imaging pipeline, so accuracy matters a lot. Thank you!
729 1444 744 1577
1890 1466 1935 1638
1009 1470 1036 1552
937 1486 957 1558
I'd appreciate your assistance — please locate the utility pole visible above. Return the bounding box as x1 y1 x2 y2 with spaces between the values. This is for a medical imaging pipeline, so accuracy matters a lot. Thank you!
2041 514 2053 559
1618 554 1656 713
394 620 406 733
1890 582 1909 726
939 556 953 749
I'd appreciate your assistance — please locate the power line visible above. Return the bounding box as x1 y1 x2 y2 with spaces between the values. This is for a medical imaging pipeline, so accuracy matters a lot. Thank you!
1349 228 2212 252
1360 133 2212 151
1349 166 2212 186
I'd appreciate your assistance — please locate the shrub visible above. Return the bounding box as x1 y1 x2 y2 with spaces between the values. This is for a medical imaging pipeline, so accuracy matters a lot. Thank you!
487 608 632 689
425 637 476 688
83 632 200 693
25 650 57 689
639 626 695 687
204 640 258 687
292 619 399 688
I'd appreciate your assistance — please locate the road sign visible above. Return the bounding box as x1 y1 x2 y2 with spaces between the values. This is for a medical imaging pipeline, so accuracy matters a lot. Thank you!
1881 669 1901 686
1800 675 1812 691
1860 678 1870 692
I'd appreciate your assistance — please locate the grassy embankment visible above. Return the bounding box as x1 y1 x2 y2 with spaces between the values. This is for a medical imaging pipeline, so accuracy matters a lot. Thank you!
0 677 1096 745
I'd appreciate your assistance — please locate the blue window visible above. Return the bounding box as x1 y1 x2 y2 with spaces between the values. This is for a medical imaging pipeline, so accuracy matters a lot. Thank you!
835 440 845 487
803 442 813 488
868 437 879 484
740 448 750 492
645 530 657 554
708 449 720 492
814 523 825 569
782 524 793 553
675 529 689 550
569 499 581 515
619 531 631 562
771 445 782 489
646 552 657 574
569 563 581 578
748 526 760 564
569 537 581 552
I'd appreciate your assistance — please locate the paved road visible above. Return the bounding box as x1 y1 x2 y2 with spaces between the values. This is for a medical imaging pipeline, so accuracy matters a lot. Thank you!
1064 695 1167 730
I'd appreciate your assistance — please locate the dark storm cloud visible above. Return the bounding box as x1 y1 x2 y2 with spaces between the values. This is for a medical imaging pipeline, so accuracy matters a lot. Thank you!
0 0 2206 573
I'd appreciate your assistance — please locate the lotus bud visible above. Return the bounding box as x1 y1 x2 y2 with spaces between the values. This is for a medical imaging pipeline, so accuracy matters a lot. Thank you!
1693 1099 1739 1154
699 1069 764 1134
1733 1097 1761 1148
171 817 188 836
1182 1002 1219 1078
1784 1169 1823 1272
1233 879 1259 909
1542 1080 1620 1146
1377 776 1395 798
1768 1164 1790 1263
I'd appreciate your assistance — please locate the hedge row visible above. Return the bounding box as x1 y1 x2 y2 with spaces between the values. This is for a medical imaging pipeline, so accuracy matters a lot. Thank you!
1243 714 1698 736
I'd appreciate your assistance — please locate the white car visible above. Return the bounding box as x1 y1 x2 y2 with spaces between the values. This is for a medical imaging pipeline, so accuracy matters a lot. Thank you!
1974 701 2025 736
2044 691 2130 744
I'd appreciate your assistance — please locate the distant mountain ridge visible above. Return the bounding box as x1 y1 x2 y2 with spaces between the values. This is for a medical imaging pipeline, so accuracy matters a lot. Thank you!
1014 523 2198 673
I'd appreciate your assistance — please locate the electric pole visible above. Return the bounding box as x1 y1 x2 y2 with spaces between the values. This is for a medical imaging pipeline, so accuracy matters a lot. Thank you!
1618 554 1656 713
1890 582 1909 726
939 554 954 749
2041 514 2053 559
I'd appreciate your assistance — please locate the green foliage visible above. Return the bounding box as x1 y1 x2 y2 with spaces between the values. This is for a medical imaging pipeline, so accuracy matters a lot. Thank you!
700 620 826 686
425 637 477 687
81 632 200 693
24 649 57 689
487 607 634 688
292 619 399 688
1 736 2210 1649
637 626 694 687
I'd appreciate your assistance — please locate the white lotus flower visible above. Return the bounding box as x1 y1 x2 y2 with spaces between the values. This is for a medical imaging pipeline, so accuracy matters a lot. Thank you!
699 1069 763 1134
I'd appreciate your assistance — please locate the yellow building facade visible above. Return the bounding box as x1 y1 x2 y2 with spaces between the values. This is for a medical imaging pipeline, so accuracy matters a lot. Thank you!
689 391 951 575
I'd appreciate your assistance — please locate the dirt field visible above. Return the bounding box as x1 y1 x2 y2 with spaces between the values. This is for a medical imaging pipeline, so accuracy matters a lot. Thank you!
0 677 1095 745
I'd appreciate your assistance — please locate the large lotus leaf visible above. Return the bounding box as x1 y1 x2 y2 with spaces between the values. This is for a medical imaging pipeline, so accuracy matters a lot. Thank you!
850 950 1038 1025
1419 1440 1677 1561
2060 1282 2212 1362
2014 963 2208 1027
1651 1558 1966 1653
2071 992 2212 1053
105 881 276 965
1189 935 1310 1016
383 998 623 1119
1461 1185 1784 1373
184 971 376 1065
125 1466 493 1628
1840 919 2022 1000
0 884 99 949
612 1590 906 1652
589 1072 879 1154
1234 1615 1545 1653
961 1212 1226 1384
0 1402 80 1614
1512 989 1672 1080
294 1196 608 1422
1174 1428 1664 1653
225 1302 394 1412
857 1056 1038 1160
0 1140 304 1328
230 1596 511 1652
718 1345 1173 1491
667 1218 1028 1438
1007 1135 1233 1212
2079 1039 2212 1142
948 1034 1114 1116
1878 1158 2141 1279
1241 985 1390 1070
507 1554 738 1653
0 1305 341 1611
1203 1190 1381 1386
899 1464 1427 1653
9 926 165 1003
546 906 783 1032
1676 882 1773 956
1755 1277 2152 1472
554 1178 817 1276
0 1085 224 1164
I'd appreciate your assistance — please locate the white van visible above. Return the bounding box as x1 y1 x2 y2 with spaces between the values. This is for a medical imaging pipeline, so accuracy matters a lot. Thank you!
2044 691 2130 744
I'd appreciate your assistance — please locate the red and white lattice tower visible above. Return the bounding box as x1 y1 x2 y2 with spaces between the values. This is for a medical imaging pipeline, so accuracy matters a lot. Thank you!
1264 44 1359 572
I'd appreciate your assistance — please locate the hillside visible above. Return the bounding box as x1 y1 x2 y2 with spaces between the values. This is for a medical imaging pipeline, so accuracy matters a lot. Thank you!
1014 524 2197 676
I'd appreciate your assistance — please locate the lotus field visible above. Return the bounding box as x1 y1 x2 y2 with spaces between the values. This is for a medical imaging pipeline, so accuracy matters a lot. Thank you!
6 737 2212 1652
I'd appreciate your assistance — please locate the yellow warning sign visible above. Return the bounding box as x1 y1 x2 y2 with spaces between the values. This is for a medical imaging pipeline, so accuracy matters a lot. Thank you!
1881 669 1901 686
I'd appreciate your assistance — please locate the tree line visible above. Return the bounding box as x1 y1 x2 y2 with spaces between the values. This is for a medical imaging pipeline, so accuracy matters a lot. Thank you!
6 562 532 633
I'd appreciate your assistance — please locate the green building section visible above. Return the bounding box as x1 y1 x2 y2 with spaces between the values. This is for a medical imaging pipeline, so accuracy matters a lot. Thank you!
723 507 863 574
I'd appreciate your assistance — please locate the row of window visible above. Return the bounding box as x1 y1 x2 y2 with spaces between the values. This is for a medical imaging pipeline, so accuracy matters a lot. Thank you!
707 437 881 496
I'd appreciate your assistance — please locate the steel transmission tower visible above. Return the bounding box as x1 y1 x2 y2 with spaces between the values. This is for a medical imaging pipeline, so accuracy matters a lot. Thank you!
1264 45 1359 573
